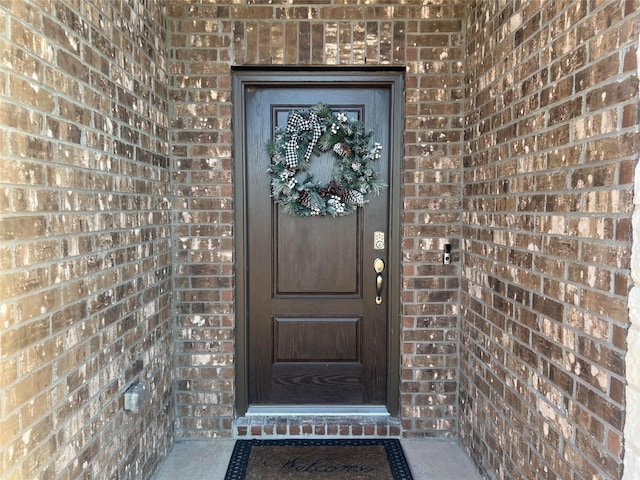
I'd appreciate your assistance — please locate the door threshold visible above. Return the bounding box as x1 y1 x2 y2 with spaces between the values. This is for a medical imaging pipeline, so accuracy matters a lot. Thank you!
246 405 390 416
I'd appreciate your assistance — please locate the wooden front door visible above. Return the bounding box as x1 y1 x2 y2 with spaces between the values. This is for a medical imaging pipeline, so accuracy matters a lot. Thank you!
235 70 402 412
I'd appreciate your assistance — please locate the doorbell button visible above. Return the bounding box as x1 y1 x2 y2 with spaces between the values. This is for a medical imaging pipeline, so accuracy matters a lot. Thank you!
443 243 451 264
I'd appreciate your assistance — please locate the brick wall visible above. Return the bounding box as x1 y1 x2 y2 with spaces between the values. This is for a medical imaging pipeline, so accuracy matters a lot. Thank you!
167 1 465 438
4 1 638 479
461 1 639 479
0 1 173 478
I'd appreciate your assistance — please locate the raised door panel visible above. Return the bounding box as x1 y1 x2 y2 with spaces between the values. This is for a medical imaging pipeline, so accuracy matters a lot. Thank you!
275 213 360 295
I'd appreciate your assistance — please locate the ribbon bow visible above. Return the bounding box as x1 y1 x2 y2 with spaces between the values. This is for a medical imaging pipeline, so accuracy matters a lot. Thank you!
284 111 323 169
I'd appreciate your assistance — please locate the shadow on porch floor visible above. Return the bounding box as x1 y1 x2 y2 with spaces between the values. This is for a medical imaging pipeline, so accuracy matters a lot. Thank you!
150 438 483 480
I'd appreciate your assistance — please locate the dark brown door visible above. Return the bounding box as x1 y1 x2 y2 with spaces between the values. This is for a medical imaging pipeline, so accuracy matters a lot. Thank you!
245 86 391 406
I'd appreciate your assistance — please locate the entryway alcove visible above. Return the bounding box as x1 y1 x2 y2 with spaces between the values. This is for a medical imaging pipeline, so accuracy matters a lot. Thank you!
1 1 638 480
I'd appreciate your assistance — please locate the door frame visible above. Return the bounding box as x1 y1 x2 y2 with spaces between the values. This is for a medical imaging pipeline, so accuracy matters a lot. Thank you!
231 66 404 416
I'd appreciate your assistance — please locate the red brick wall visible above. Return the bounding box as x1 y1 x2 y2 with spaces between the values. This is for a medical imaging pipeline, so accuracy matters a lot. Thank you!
0 1 173 478
4 1 636 478
167 1 466 438
461 1 639 478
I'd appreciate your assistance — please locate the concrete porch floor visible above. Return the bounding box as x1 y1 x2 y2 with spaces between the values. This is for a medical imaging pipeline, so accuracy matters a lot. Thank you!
150 438 483 480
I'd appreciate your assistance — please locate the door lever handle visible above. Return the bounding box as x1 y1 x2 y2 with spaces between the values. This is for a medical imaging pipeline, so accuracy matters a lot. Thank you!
374 258 385 305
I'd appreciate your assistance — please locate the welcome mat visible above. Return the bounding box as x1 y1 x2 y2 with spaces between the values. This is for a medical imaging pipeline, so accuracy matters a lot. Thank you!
224 438 413 480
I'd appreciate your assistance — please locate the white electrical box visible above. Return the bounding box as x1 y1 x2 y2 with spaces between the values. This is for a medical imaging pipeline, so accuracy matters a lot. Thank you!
124 382 147 413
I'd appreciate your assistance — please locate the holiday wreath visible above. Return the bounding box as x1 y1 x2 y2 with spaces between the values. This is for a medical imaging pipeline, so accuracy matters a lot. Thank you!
266 102 386 217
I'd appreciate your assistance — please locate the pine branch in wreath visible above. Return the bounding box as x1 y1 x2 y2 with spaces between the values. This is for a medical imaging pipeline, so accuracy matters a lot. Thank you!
317 132 337 152
311 102 333 118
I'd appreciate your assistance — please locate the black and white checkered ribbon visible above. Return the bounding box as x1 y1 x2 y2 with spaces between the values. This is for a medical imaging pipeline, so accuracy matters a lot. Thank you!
284 111 322 169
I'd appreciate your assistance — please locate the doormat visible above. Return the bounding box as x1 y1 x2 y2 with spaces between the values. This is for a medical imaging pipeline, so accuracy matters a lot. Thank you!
224 438 413 480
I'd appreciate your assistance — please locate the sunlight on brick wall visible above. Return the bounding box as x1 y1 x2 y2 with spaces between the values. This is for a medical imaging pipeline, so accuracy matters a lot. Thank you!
0 1 173 478
3 1 638 479
462 1 639 479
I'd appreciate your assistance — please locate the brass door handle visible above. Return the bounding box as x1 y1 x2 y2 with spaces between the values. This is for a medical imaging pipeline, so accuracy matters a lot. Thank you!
374 258 385 304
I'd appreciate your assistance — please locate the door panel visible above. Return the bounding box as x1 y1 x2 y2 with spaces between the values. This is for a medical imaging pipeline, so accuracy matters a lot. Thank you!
245 86 390 407
273 317 360 362
275 213 360 294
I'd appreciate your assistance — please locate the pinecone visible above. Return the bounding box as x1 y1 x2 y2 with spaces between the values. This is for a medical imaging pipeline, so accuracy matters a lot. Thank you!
333 143 352 158
298 190 312 208
344 189 365 206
